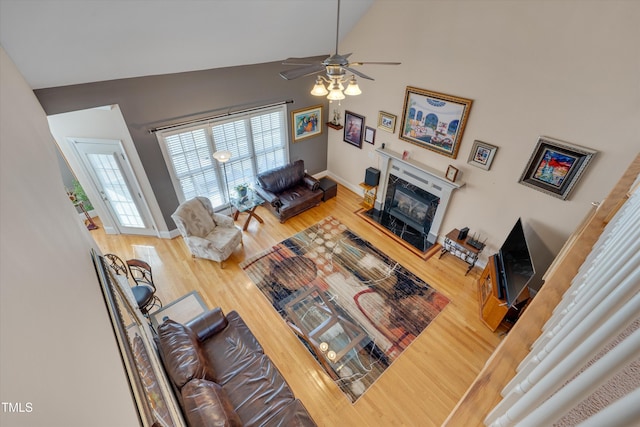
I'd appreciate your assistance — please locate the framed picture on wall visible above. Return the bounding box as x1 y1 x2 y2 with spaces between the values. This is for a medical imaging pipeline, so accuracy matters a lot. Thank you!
364 126 376 144
343 111 365 148
518 136 597 200
291 105 323 142
377 111 397 133
468 140 498 170
399 86 473 159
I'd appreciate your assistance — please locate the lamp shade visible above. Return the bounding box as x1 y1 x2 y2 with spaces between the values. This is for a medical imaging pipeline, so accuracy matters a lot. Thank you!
310 77 329 96
343 76 362 96
327 81 345 100
212 150 232 163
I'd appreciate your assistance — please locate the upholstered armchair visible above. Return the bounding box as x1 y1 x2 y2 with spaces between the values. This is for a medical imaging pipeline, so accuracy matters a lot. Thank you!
171 197 243 268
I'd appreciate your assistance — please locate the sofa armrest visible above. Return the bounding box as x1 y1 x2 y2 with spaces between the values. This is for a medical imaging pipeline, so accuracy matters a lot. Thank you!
186 307 229 342
255 186 282 209
302 174 320 191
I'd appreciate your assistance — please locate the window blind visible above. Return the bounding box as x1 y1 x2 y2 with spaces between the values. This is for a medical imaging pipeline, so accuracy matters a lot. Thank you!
158 105 288 209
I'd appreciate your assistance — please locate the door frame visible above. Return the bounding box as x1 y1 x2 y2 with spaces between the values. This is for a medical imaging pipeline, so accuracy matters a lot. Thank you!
69 137 158 236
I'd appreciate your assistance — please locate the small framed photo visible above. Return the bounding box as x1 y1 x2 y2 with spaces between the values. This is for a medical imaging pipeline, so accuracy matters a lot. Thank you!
291 105 323 142
344 111 365 149
519 136 597 200
468 140 498 170
402 150 410 160
446 165 459 182
364 126 376 144
377 111 397 133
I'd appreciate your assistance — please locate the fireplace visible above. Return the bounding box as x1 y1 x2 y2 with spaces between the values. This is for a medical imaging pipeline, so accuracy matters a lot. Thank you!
362 148 464 252
387 184 439 235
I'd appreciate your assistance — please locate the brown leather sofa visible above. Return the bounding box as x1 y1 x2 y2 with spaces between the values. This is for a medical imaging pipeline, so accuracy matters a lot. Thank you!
254 160 323 223
157 308 316 427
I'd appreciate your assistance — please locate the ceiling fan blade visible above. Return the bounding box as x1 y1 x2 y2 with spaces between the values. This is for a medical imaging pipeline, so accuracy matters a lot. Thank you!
343 66 375 81
349 61 402 66
282 55 329 66
279 64 326 80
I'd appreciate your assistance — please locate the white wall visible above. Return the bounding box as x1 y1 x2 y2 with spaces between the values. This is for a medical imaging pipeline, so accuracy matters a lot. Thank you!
0 47 138 426
328 0 640 269
48 106 170 237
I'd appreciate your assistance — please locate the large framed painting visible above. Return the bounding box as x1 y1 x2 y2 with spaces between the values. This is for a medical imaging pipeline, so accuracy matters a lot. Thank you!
399 86 473 159
291 105 323 142
519 136 597 200
343 110 365 148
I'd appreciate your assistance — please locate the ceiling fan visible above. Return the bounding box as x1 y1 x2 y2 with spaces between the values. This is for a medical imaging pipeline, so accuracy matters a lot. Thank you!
279 0 400 99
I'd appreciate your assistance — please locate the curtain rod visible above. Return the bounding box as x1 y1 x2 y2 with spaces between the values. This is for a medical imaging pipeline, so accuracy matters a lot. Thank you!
148 99 294 134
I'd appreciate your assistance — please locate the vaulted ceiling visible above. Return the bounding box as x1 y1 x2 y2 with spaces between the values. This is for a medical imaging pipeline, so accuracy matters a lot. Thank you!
0 0 374 89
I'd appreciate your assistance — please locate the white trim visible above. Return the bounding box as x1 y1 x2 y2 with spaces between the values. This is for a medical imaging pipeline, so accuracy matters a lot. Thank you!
156 104 289 208
69 137 158 236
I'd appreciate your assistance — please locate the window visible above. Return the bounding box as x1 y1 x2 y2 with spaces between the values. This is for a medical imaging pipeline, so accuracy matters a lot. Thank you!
158 105 288 208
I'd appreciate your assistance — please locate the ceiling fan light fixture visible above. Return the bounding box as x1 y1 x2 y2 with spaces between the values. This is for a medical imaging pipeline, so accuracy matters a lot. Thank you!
310 77 329 96
343 76 361 96
327 86 346 101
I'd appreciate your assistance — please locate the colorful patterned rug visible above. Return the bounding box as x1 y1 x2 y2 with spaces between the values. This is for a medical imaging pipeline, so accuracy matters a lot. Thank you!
240 216 449 402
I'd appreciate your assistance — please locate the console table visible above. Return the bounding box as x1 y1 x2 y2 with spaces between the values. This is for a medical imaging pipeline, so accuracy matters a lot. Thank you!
439 229 484 275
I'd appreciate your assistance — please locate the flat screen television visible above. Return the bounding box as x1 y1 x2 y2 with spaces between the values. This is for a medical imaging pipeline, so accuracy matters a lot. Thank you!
496 218 535 306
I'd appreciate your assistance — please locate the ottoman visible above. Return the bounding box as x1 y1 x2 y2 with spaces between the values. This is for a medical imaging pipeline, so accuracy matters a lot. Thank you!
318 177 337 201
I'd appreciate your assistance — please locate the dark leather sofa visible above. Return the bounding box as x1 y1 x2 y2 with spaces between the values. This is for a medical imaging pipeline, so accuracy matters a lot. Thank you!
157 308 316 427
254 160 323 223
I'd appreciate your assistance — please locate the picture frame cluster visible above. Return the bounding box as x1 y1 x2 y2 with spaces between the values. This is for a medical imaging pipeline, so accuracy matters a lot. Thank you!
292 86 596 201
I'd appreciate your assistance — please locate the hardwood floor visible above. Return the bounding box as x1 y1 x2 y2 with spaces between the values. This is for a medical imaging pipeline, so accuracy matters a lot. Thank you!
91 185 503 426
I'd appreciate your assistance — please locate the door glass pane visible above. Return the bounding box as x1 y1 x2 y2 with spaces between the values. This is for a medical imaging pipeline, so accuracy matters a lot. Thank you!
87 153 145 228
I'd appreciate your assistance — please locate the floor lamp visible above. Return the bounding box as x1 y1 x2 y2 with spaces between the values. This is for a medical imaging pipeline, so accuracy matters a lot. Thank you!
213 150 232 210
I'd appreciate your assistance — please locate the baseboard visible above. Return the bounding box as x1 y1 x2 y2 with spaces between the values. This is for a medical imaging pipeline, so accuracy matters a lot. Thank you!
159 228 181 239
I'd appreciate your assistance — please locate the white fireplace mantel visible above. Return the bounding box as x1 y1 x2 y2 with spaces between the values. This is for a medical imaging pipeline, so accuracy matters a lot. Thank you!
375 147 464 244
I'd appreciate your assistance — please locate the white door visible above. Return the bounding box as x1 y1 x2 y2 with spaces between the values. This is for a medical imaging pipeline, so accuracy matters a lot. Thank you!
73 139 156 235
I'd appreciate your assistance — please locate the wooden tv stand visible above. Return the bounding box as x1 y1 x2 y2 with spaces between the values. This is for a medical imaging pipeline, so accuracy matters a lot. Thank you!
477 255 529 331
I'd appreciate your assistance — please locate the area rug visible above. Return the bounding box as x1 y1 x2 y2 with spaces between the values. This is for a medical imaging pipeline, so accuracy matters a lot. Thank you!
240 216 449 402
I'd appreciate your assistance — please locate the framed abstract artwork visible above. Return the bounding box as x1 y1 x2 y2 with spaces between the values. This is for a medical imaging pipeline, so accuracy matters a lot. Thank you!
291 105 323 142
399 86 473 159
343 111 364 148
468 140 498 170
519 136 597 200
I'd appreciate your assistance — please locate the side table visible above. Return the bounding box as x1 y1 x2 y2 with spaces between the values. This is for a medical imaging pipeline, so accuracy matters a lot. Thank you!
439 229 484 275
231 189 264 231
359 182 377 210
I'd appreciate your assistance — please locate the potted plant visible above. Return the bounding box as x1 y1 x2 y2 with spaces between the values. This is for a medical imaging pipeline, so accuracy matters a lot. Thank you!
235 183 248 197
